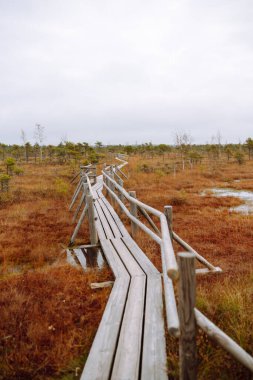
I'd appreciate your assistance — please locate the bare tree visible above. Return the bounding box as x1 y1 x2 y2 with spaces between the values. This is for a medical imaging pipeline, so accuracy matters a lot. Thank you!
34 124 45 161
21 129 28 162
211 131 222 159
174 132 193 170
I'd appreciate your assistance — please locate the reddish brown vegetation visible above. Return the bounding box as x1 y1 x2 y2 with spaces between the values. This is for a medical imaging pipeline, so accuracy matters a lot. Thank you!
0 164 112 379
1 158 252 379
124 157 253 379
0 266 111 379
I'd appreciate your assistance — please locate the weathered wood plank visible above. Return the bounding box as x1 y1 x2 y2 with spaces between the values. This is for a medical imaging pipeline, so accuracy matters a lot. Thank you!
98 198 122 238
196 267 222 275
100 239 128 278
93 204 107 241
122 235 159 276
100 197 129 237
90 281 114 289
141 275 168 380
111 275 146 380
111 238 144 277
81 239 130 380
94 201 114 239
81 276 129 380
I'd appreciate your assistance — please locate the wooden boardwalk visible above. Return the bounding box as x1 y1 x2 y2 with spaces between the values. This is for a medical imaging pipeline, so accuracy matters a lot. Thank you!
81 176 167 380
68 159 253 379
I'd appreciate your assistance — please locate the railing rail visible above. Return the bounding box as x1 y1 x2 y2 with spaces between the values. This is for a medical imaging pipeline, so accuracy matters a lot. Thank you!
102 169 178 280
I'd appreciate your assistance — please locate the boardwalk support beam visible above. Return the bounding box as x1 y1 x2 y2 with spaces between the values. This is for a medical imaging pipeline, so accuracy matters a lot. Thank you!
70 204 88 245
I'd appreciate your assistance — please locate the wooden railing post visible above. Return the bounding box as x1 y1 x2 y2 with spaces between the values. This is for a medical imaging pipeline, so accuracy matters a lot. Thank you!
109 166 115 205
164 205 173 240
129 191 138 238
87 194 98 245
103 166 109 197
118 177 124 203
93 165 97 184
114 175 124 216
178 252 197 380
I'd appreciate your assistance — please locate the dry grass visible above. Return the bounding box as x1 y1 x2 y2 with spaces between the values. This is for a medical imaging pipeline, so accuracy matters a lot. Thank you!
0 163 112 379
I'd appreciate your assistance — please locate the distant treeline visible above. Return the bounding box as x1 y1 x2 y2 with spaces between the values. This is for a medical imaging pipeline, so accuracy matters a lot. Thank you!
0 137 253 165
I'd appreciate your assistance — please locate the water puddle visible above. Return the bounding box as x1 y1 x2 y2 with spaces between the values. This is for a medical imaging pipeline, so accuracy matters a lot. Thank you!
69 247 106 269
202 188 253 215
84 247 105 269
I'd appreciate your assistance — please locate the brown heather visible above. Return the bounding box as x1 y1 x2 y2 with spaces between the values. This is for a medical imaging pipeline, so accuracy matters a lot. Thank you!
0 156 253 379
124 156 253 379
0 163 112 379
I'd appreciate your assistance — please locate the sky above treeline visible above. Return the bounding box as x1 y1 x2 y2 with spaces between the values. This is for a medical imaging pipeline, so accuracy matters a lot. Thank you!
0 0 252 145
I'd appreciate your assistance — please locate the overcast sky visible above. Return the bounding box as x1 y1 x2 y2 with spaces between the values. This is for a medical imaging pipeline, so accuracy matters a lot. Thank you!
0 0 252 145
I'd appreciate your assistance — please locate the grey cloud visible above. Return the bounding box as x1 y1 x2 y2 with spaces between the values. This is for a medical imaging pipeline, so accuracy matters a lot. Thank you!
0 0 252 144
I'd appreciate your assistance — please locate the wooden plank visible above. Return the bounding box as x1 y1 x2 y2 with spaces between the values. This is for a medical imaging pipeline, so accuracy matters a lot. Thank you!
90 281 114 289
81 239 130 380
122 235 159 276
111 238 144 277
101 197 129 237
95 184 103 194
93 206 107 241
111 275 146 380
98 198 122 238
94 201 114 239
110 237 146 380
196 267 222 275
100 239 128 278
74 249 87 270
74 244 100 249
98 198 121 237
81 276 129 380
141 275 168 380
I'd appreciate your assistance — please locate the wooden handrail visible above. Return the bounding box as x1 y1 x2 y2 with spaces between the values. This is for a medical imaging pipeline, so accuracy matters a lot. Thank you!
102 170 178 280
195 309 253 372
